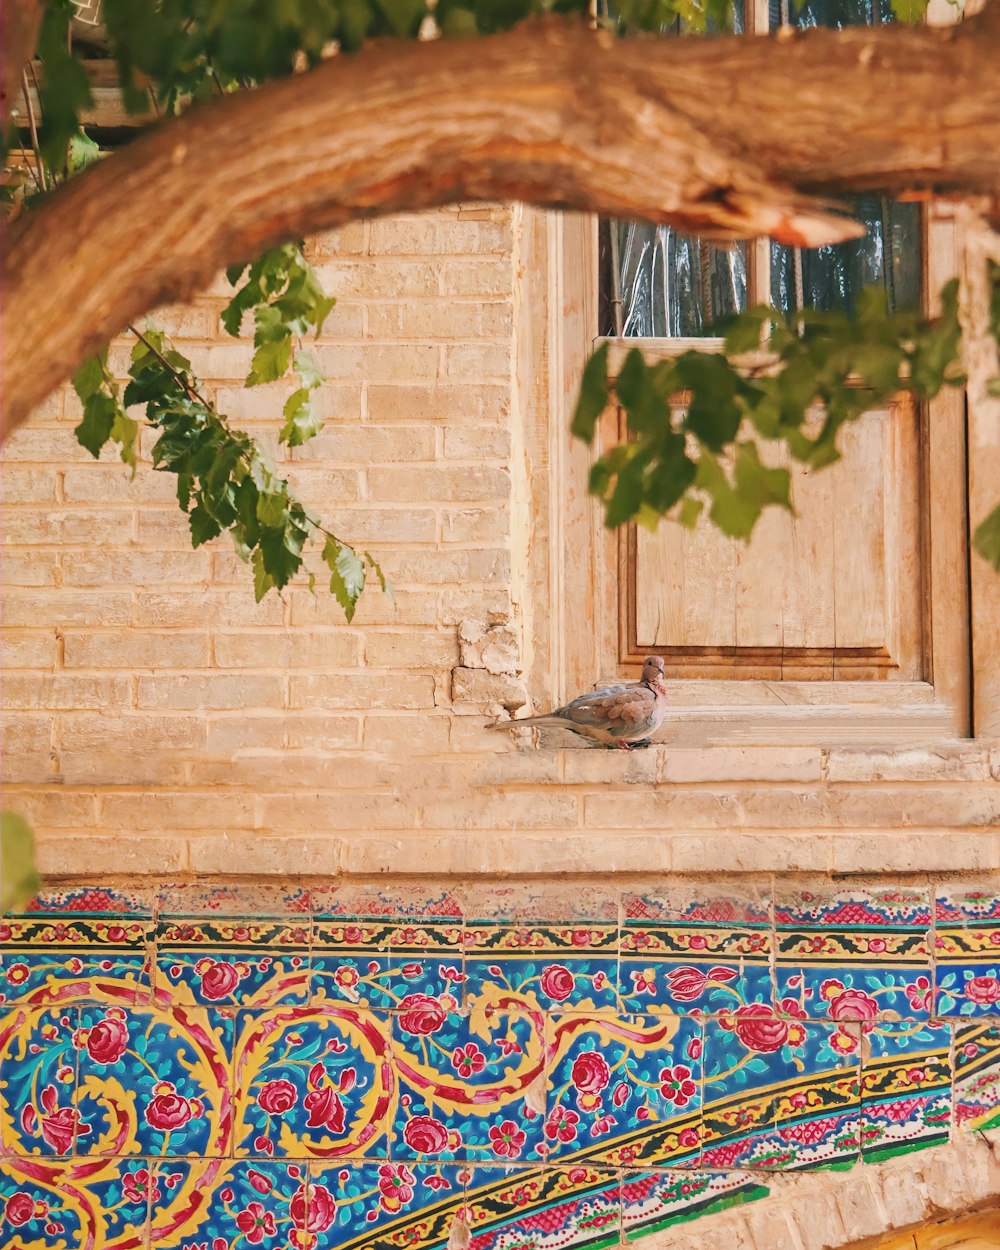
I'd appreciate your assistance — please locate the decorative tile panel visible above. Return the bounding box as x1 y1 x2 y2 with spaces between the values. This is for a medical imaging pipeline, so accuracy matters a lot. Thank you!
1 879 998 1249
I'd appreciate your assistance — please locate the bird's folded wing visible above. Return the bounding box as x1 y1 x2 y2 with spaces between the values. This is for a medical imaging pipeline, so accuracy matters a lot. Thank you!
562 686 654 729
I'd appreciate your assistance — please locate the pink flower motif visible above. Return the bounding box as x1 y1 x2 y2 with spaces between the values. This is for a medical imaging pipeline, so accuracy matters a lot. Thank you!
658 1064 697 1107
400 963 422 980
687 1036 703 1060
571 1051 611 1095
303 1085 346 1135
540 964 575 1002
489 1119 527 1158
867 938 888 954
677 1126 700 1149
122 1168 160 1205
965 975 1000 1005
333 965 359 990
257 1079 297 1116
378 1163 415 1212
612 1081 631 1107
79 1009 129 1064
195 959 244 1001
403 1115 449 1154
145 1083 197 1132
666 965 737 1002
439 965 467 984
827 987 880 1022
290 1183 336 1234
5 1193 36 1227
630 968 656 995
235 1201 277 1244
397 994 447 1036
424 1174 452 1191
452 1043 486 1078
722 1005 790 1054
905 977 932 1012
544 1107 580 1143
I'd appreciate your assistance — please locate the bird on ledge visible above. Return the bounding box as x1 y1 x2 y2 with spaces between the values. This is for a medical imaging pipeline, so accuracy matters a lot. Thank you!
488 655 668 749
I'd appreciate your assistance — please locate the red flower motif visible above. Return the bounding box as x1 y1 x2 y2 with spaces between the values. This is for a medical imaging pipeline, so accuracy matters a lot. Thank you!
82 1010 129 1065
827 988 879 1022
303 1085 346 1135
571 1051 611 1095
6 963 29 985
248 1170 273 1195
677 1126 700 1149
612 1081 631 1107
196 959 243 1001
403 1115 449 1154
544 1107 580 1143
397 994 447 1036
122 1168 159 1205
724 1005 790 1054
38 1084 91 1153
658 1064 697 1107
145 1084 195 1131
966 975 1000 1005
451 1042 486 1078
257 1079 297 1116
378 1163 416 1212
489 1119 527 1159
289 1183 337 1233
905 977 932 1012
5 1193 35 1226
235 1201 277 1244
540 964 575 1002
333 965 359 990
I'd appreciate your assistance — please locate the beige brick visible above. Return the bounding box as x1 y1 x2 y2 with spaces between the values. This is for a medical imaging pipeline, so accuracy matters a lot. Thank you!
35 832 186 875
314 343 438 382
187 832 343 875
213 382 362 425
1 427 90 461
313 260 439 299
61 550 212 587
290 426 435 463
257 792 415 832
671 833 834 873
56 751 188 787
0 551 61 585
2 712 54 753
367 383 509 423
2 509 134 546
143 304 216 340
206 715 289 753
367 303 509 340
1 675 130 710
136 510 200 549
417 791 579 832
451 668 527 713
4 790 97 828
363 713 450 755
440 259 512 297
22 390 64 425
280 466 364 502
188 754 390 790
0 466 59 502
832 830 999 872
283 713 361 750
441 508 510 544
375 549 511 587
61 467 177 504
560 749 659 786
3 591 133 627
320 508 437 544
289 673 435 710
437 588 513 626
0 629 58 668
369 217 511 256
99 791 255 832
60 713 207 753
213 631 362 669
289 587 436 627
2 753 59 784
364 631 459 669
63 630 211 669
137 674 285 711
443 342 511 380
307 221 368 256
660 747 822 784
828 746 991 782
441 425 512 461
135 591 284 628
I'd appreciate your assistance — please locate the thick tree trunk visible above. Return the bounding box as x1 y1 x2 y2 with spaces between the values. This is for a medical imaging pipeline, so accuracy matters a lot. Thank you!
3 9 1000 434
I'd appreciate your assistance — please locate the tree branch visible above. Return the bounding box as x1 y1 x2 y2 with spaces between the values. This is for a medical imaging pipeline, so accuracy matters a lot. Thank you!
4 12 1000 434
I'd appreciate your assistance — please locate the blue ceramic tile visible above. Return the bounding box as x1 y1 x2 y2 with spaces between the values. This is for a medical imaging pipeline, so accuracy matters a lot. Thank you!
392 1005 544 1164
955 1024 1000 1132
0 913 152 1006
860 1023 951 1159
148 1159 308 1250
0 1008 82 1157
545 1014 702 1168
75 1004 234 1157
310 920 396 1009
0 1160 88 1248
464 922 619 1014
621 1168 768 1242
157 917 311 1007
312 1161 464 1248
935 885 1000 1017
702 1017 860 1170
234 1006 394 1159
16 885 155 918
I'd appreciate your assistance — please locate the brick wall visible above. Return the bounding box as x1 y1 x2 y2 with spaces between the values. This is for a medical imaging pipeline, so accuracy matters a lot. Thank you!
2 205 1000 881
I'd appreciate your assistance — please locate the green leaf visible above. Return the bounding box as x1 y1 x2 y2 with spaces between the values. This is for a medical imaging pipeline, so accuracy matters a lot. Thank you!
256 490 289 528
365 551 393 599
280 389 323 447
721 305 774 356
72 355 107 402
733 441 792 514
973 503 1000 570
323 537 366 621
252 547 275 602
1 812 40 914
75 393 119 458
67 131 101 174
247 333 292 387
570 343 609 443
259 524 305 588
294 351 324 390
677 497 704 529
889 0 928 22
111 410 140 474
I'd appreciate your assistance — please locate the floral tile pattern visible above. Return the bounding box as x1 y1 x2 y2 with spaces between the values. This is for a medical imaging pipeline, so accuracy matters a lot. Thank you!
0 880 998 1250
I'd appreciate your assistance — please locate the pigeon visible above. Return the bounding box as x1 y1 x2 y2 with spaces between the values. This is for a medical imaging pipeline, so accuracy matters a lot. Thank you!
489 656 668 749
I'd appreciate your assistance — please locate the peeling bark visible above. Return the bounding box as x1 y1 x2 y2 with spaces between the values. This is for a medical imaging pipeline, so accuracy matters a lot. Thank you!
3 10 1000 433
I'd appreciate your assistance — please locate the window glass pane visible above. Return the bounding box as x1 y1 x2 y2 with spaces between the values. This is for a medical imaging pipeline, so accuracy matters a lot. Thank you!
768 0 921 314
